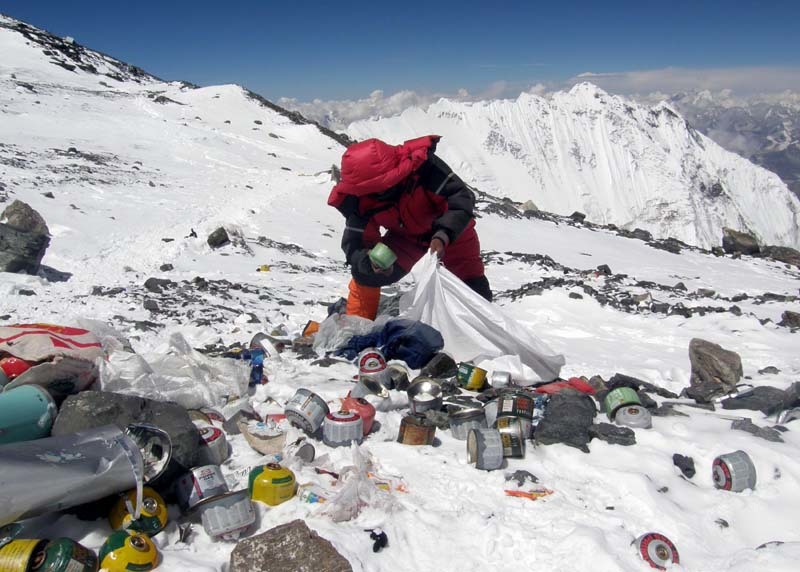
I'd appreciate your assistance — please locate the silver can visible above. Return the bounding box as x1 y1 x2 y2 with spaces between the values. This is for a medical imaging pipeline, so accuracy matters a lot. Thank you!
614 405 653 429
713 450 757 492
196 425 230 466
174 465 229 513
495 416 526 458
285 389 330 435
467 428 504 471
284 437 315 463
483 399 499 427
449 407 487 441
407 377 443 414
322 411 363 448
489 371 512 389
198 489 255 541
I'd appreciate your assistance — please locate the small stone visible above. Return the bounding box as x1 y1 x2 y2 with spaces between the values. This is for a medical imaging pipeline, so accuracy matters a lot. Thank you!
672 454 696 478
505 470 539 486
42 191 54 199
570 211 586 223
779 311 800 329
697 288 716 298
424 409 450 430
18 289 36 296
589 422 636 446
674 282 687 291
148 181 155 188
144 277 172 294
569 292 584 299
159 263 174 271
143 299 159 312
716 518 729 529
596 264 612 275
731 418 784 443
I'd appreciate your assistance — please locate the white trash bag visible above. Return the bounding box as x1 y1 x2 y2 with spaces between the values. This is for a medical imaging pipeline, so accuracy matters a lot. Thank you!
401 253 565 383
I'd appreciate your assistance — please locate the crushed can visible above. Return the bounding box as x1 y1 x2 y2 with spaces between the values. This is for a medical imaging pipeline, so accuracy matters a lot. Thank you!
713 450 757 492
109 487 167 536
34 538 99 572
98 531 158 572
198 490 255 541
285 389 329 435
196 425 230 466
175 465 230 513
0 384 57 445
249 463 296 506
604 387 641 420
0 424 170 528
488 371 512 389
341 396 376 435
467 428 504 471
633 532 680 570
322 410 363 448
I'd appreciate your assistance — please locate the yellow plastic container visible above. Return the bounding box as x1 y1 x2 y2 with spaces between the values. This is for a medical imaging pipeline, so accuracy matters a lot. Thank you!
248 463 296 506
98 531 159 572
109 487 168 536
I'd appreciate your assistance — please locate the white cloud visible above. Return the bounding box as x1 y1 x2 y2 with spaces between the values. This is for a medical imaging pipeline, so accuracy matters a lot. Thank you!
279 66 800 129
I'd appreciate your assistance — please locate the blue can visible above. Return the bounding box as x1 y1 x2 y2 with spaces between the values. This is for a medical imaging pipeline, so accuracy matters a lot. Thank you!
0 385 57 445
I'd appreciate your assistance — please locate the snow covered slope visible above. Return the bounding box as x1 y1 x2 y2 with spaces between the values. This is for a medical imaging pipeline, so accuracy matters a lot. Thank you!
348 84 800 251
2 14 800 572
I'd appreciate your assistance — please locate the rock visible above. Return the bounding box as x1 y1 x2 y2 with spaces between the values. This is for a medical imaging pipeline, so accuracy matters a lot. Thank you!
159 263 174 271
779 311 800 329
674 281 687 291
721 386 790 415
731 418 784 443
758 366 780 375
607 373 678 398
711 246 725 256
722 227 760 255
0 201 51 274
505 470 538 486
534 392 597 453
637 391 658 410
330 164 341 183
1 200 50 235
143 299 159 312
589 423 636 446
570 211 586 223
423 409 450 430
596 264 612 275
144 277 172 293
207 227 230 248
686 338 743 403
672 454 696 478
229 519 353 572
42 191 55 199
569 292 584 299
420 352 458 379
697 288 716 298
520 200 538 213
630 228 652 241
761 245 800 268
52 391 201 490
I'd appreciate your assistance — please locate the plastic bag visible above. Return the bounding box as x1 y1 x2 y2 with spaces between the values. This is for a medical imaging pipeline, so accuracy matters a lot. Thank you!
99 333 248 409
320 445 395 522
400 253 565 383
312 313 390 355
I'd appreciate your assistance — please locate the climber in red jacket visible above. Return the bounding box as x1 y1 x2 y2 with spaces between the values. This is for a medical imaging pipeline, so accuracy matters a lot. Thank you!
328 135 492 320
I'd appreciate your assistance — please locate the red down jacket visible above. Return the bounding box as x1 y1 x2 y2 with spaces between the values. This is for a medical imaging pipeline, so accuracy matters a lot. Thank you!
328 136 485 287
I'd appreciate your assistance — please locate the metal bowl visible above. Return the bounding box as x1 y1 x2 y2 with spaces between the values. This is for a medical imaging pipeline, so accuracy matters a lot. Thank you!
407 377 443 414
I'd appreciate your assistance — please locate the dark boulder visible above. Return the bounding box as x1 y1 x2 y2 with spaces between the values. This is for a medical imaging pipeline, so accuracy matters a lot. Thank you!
721 386 791 415
52 391 200 491
589 423 636 446
686 338 742 403
722 227 760 255
207 226 230 248
779 311 800 329
0 200 51 274
570 211 586 223
761 245 800 268
229 519 353 572
672 454 696 478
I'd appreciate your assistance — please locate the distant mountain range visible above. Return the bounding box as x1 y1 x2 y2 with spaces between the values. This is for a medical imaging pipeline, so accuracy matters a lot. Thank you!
666 90 800 200
347 84 800 250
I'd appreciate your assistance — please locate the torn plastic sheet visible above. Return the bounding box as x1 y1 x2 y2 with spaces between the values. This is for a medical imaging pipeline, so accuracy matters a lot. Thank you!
401 253 565 383
0 424 170 528
99 333 249 410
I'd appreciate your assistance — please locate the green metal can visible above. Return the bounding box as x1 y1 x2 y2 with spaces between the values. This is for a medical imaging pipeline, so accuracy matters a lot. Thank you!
603 387 641 420
34 538 99 572
456 363 487 391
368 243 397 270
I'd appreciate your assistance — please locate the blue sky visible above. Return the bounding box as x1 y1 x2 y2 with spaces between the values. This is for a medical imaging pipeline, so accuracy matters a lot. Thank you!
2 0 798 100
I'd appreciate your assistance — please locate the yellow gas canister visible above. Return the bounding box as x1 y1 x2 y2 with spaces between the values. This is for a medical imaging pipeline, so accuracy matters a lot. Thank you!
109 487 168 536
98 531 159 572
248 463 296 506
0 539 46 571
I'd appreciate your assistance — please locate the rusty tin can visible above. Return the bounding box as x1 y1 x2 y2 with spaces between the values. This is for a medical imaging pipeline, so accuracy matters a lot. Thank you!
397 413 436 445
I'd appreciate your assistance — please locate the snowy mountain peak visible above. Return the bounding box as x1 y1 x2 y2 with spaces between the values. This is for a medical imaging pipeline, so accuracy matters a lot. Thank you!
348 84 800 250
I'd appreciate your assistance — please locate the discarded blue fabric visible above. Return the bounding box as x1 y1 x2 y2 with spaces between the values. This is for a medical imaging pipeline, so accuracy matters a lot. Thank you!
335 319 444 369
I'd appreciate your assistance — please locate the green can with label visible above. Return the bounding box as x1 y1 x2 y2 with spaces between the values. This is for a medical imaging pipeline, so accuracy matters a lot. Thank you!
368 243 397 270
35 538 99 572
604 387 642 420
456 363 487 391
